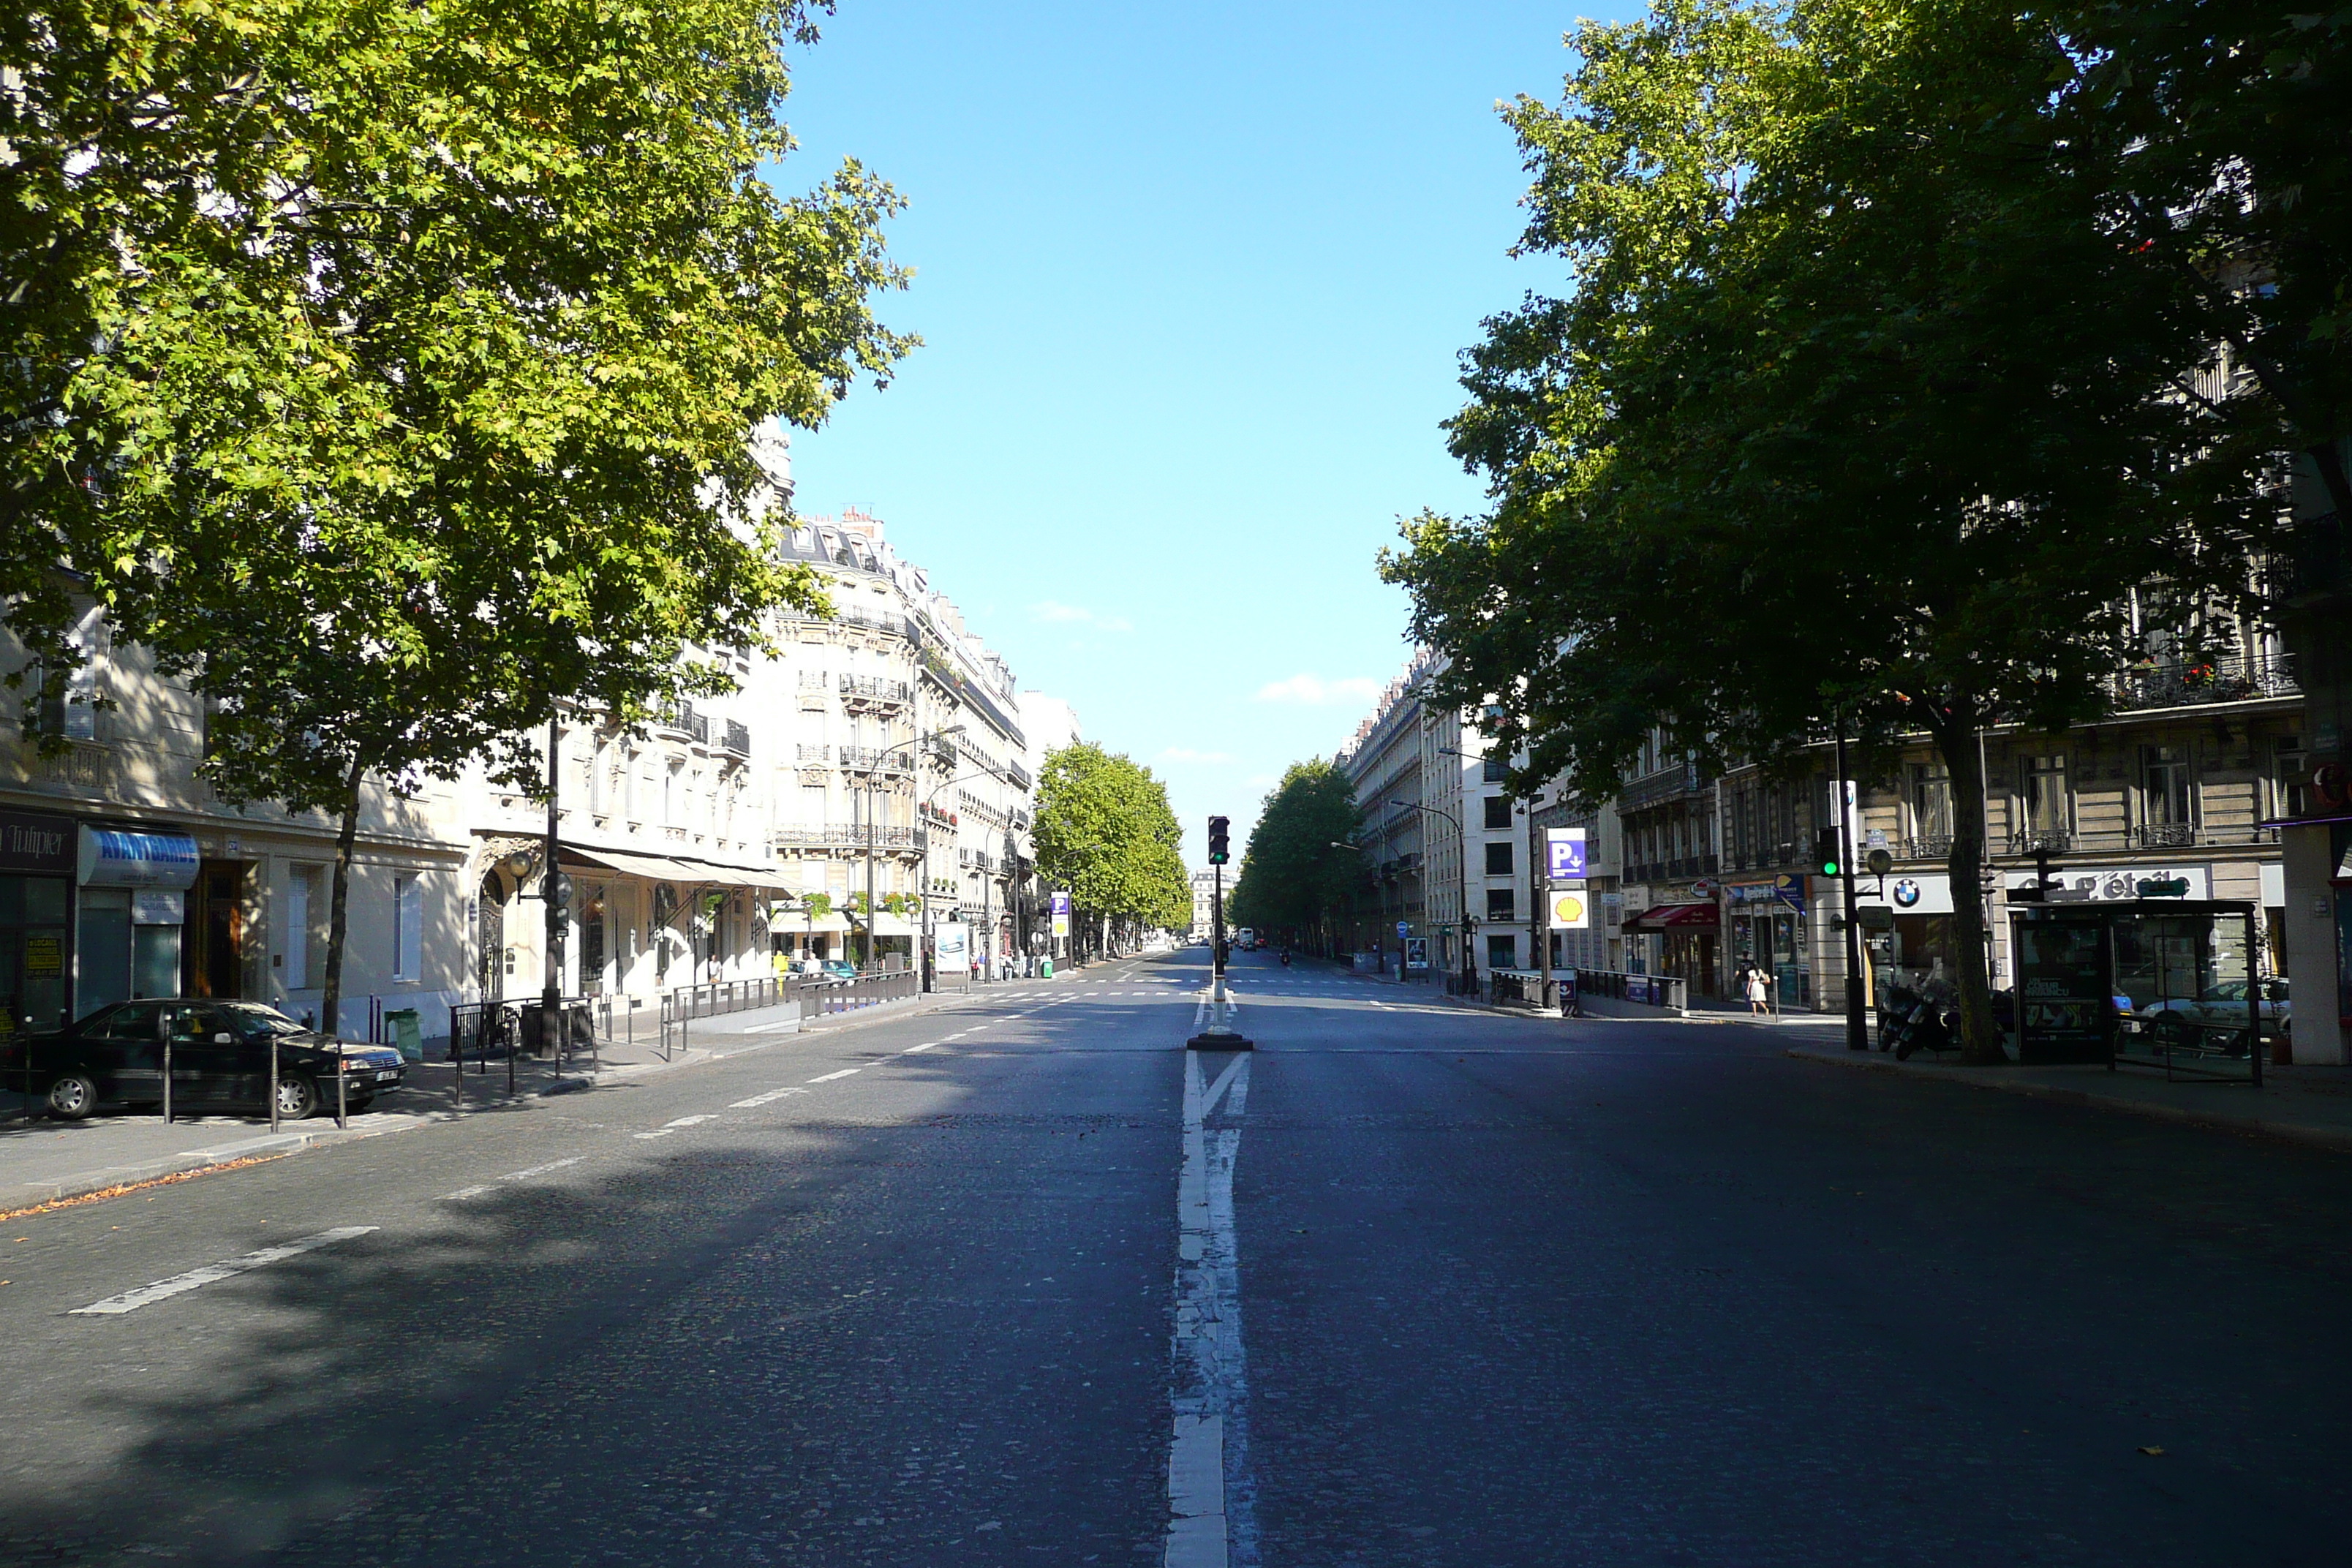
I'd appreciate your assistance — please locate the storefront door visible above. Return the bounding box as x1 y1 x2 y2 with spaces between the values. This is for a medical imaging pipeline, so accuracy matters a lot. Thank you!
186 861 247 999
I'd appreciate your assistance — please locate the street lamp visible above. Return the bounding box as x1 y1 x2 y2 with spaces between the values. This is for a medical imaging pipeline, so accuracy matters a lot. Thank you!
1389 798 1475 996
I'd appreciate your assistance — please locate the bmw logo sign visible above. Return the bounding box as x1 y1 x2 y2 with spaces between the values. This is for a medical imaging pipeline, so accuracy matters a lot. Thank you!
1891 878 1923 909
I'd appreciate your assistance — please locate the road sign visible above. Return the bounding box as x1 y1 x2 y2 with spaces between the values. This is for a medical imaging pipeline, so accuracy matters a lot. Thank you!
1549 891 1591 930
1050 890 1071 939
1396 920 1409 939
1545 827 1586 883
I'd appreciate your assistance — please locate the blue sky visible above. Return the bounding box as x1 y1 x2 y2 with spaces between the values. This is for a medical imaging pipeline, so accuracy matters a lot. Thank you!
776 1 1618 864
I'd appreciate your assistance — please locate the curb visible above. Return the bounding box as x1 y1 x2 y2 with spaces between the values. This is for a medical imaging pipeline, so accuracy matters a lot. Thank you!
1785 1045 2352 1154
0 987 1036 1213
0 1115 423 1215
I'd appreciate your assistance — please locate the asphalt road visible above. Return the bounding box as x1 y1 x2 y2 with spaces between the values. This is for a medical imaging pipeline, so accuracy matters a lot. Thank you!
1 948 2346 1567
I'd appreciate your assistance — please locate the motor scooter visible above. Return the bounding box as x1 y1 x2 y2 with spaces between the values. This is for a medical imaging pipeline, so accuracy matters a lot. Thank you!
1278 949 1292 967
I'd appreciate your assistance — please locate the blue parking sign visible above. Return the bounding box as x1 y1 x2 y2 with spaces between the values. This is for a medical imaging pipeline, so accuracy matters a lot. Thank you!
1545 828 1586 881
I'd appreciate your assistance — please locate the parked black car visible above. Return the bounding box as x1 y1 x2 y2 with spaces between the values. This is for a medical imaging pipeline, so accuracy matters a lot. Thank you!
0 1000 405 1120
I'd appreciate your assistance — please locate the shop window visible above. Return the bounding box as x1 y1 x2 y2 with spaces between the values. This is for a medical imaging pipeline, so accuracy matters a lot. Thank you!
1482 795 1513 830
1485 888 1515 919
1484 841 1514 876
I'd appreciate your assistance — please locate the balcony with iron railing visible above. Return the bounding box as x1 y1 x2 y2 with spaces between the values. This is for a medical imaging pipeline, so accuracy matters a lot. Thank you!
772 823 926 852
840 674 912 705
2106 651 2297 713
1004 758 1033 791
797 670 831 691
796 744 829 764
840 745 914 774
723 720 750 758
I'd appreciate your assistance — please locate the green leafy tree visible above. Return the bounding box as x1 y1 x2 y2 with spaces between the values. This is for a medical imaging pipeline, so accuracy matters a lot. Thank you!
10 0 910 1031
1033 742 1190 950
1228 761 1364 946
1383 0 2270 1061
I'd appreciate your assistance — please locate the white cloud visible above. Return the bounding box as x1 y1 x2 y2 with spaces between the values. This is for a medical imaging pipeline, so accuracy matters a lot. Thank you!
1161 747 1235 764
1253 673 1383 706
1030 600 1132 633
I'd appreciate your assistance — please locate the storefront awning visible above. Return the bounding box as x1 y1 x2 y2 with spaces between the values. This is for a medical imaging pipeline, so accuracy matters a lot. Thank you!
771 911 851 935
562 843 789 889
1629 902 1720 931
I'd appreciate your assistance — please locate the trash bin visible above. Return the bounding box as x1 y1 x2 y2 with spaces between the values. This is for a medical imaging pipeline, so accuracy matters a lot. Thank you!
385 1009 423 1063
1041 958 1053 979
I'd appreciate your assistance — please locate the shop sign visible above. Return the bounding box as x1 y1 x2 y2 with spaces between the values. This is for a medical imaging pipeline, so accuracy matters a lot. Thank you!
24 933 64 977
78 826 201 889
0 810 75 875
1727 875 1805 910
2002 864 2211 905
1865 873 1955 916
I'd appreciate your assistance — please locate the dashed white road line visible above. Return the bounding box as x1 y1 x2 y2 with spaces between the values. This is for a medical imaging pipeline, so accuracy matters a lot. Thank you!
442 1185 494 1201
900 1044 937 1054
504 1156 586 1180
806 1068 862 1083
730 1086 811 1108
72 1227 378 1316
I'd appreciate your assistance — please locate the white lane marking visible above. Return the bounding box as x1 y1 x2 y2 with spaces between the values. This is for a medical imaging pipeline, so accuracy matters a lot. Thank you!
730 1086 811 1108
807 1068 861 1083
72 1227 378 1316
504 1156 586 1180
441 1185 494 1202
1165 1051 1253 1567
900 1044 937 1054
664 1115 715 1128
740 1019 802 1034
632 1129 676 1140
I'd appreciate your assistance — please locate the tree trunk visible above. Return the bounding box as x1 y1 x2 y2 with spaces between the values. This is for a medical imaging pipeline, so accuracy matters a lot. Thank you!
318 758 366 1041
1929 701 2007 1065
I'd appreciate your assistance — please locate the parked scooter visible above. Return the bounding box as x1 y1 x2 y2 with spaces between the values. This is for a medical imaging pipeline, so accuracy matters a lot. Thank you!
1880 981 1960 1060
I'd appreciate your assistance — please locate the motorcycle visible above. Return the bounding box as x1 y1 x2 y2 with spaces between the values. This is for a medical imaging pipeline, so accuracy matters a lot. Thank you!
1278 950 1292 967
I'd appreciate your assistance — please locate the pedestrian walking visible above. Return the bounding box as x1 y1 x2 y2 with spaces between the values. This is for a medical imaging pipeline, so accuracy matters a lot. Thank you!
1744 964 1771 1017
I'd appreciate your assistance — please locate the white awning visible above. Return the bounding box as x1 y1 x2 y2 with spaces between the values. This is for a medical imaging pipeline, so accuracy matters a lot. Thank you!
562 845 704 883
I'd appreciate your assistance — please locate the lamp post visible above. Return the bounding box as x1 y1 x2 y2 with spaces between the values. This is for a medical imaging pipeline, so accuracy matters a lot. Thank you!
1388 799 1474 995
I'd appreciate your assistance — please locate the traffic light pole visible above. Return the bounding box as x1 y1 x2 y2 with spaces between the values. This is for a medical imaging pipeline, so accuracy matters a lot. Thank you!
1834 721 1868 1052
1189 816 1251 1049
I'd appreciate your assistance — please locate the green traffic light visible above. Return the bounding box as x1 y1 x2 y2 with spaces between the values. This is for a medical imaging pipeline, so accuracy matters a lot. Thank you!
1822 860 1839 876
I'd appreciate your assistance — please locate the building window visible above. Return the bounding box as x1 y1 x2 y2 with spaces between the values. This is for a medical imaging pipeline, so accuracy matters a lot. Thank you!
1482 755 1509 783
393 873 423 981
1486 933 1517 970
2139 744 2195 827
1482 795 1514 829
1484 841 1514 876
2273 734 2307 819
2019 754 2069 836
1485 888 1515 919
285 865 324 991
1908 763 1951 842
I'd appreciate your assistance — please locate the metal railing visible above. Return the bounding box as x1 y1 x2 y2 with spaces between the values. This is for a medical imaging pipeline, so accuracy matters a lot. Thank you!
2107 652 2298 712
1572 968 1688 1011
656 971 921 1058
840 745 913 774
796 744 829 764
774 823 925 851
724 720 750 757
840 674 912 704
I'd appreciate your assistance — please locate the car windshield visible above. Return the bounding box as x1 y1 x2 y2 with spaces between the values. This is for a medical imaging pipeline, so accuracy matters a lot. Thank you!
219 1004 311 1039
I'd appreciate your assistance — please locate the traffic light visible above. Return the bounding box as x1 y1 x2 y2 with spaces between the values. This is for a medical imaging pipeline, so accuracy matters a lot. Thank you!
1207 815 1229 865
1813 826 1842 878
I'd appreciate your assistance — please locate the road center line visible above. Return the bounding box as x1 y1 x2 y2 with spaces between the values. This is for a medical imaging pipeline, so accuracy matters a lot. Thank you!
900 1044 937 1054
1166 1050 1254 1567
72 1227 378 1316
730 1086 811 1107
503 1156 586 1180
806 1068 861 1083
664 1115 715 1128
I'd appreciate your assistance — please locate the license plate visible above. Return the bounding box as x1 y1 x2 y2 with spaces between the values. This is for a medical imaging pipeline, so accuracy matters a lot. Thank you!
376 1071 399 1082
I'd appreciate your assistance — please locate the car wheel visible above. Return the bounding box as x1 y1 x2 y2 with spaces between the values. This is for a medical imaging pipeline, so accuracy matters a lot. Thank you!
46 1073 98 1120
275 1075 319 1121
2149 1014 2186 1049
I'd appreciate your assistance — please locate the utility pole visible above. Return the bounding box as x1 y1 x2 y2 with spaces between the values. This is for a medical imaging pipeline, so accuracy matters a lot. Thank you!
1526 796 1545 1006
1833 720 1867 1052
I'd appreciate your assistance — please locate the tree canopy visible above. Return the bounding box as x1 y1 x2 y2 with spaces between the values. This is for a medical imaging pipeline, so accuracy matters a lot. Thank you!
1228 761 1364 938
1033 742 1191 932
1380 0 2277 1060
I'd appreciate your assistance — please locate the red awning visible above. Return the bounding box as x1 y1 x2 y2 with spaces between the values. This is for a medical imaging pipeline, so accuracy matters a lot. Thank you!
1629 902 1719 931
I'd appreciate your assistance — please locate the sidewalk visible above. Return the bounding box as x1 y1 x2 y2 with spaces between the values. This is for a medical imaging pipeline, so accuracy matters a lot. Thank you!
1787 1041 2352 1153
0 980 1027 1215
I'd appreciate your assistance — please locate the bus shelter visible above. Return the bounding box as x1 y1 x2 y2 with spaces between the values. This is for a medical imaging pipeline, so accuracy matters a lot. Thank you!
2010 899 2266 1083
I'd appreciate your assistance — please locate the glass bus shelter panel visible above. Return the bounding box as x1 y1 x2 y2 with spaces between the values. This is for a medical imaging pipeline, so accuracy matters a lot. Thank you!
2107 904 2263 1083
2013 912 2117 1066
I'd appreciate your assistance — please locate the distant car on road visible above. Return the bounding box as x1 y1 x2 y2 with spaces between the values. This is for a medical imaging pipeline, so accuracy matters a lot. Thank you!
0 999 405 1120
818 960 859 981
